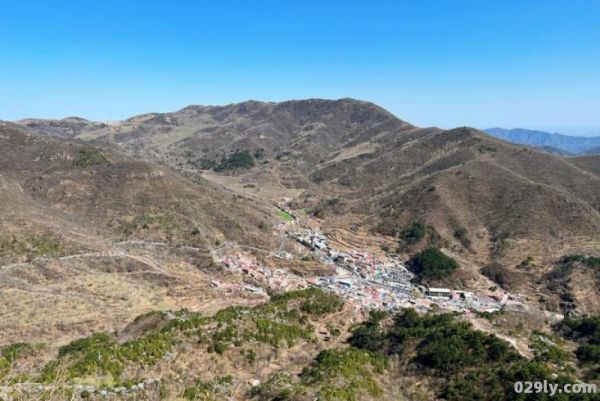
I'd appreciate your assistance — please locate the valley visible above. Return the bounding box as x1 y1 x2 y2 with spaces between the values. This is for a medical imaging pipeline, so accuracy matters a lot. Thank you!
1 100 599 400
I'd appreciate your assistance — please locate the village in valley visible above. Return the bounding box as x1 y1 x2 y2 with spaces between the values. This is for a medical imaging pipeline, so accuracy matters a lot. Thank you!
215 200 532 318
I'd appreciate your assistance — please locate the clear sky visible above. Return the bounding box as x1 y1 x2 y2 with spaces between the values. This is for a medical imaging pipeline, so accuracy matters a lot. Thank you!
1 0 599 133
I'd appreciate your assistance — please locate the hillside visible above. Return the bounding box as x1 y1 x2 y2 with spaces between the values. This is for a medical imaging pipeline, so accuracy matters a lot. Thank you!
20 100 600 257
3 101 600 400
2 288 599 401
485 127 600 154
0 122 278 344
570 155 600 177
14 100 600 308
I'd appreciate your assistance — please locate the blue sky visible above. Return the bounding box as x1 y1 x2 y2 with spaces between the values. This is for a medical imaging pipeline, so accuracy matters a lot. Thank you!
1 1 599 133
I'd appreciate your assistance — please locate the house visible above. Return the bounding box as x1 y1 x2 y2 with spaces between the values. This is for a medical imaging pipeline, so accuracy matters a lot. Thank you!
338 279 353 288
457 290 474 299
425 287 453 299
334 253 348 263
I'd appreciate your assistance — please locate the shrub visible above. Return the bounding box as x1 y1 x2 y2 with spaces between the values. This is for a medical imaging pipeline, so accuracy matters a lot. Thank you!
253 148 265 159
408 247 458 282
271 288 343 315
244 349 256 363
299 293 343 315
576 344 600 363
250 373 303 400
557 315 600 344
182 376 233 400
453 227 471 248
351 309 517 372
58 333 113 357
529 332 569 365
213 151 255 171
251 318 310 347
518 256 535 269
278 210 293 221
559 254 600 269
400 221 426 245
445 360 593 401
46 330 176 381
72 148 108 167
558 315 600 367
350 310 590 400
300 348 387 401
415 321 518 374
1 343 43 362
480 262 516 289
348 310 390 353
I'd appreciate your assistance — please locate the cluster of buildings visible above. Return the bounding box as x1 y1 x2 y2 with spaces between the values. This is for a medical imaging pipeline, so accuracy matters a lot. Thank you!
288 228 514 314
215 208 520 315
221 252 309 293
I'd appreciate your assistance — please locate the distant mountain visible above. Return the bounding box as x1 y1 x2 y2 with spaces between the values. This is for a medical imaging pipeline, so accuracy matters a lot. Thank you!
485 127 600 154
583 146 600 155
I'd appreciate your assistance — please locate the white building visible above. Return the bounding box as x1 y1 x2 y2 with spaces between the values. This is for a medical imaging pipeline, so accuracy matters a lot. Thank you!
425 287 453 299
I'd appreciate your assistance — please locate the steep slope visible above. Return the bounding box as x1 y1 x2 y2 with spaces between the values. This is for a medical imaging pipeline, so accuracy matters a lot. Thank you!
0 122 276 343
0 122 274 251
13 100 600 307
569 155 600 177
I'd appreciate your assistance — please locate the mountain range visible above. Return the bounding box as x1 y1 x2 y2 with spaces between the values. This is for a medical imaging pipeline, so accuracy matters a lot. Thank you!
17 99 600 258
485 127 600 155
1 99 600 400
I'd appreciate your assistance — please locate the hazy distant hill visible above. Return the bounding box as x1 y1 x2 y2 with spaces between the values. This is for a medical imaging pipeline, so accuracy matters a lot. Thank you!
485 127 600 154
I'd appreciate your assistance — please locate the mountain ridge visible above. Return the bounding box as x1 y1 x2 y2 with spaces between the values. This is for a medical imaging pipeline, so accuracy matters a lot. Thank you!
485 127 600 154
2 99 600 401
7 99 600 314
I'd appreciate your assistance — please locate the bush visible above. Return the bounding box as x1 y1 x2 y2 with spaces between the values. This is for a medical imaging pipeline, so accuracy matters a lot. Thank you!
444 360 593 401
415 321 518 374
46 330 176 381
408 247 458 282
453 227 471 248
576 344 600 363
400 221 425 245
557 315 600 344
350 310 589 400
350 309 517 372
213 151 255 171
555 315 600 372
1 342 42 362
251 318 310 347
480 262 516 289
529 332 569 365
72 148 108 167
300 293 343 315
559 254 600 268
182 376 232 400
250 373 303 400
271 288 343 315
244 349 256 363
278 210 293 221
300 349 387 401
